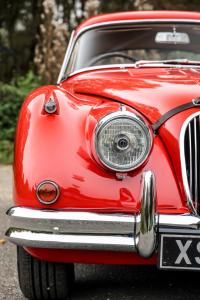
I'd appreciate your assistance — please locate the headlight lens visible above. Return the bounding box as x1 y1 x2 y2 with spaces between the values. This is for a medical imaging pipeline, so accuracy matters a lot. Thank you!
95 111 152 172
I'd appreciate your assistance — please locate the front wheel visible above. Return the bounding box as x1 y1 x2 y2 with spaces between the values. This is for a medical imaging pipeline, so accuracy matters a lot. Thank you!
17 246 75 300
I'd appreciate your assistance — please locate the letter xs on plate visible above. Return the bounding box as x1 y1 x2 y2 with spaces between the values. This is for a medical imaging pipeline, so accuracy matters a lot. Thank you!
159 234 200 270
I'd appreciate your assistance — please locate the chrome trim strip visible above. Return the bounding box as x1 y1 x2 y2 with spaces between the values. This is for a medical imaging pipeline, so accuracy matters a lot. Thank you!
137 171 156 258
67 64 200 79
158 214 200 229
6 207 135 234
7 229 135 252
57 30 75 83
76 19 200 38
58 19 200 81
66 64 133 78
179 111 200 215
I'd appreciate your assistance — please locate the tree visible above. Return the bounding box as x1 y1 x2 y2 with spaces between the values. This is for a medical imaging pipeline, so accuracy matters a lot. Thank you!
0 0 42 81
85 0 100 17
34 0 68 83
148 0 200 11
100 0 135 12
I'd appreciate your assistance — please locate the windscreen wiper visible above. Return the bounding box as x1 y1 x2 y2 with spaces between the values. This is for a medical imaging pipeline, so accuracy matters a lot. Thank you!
135 59 200 68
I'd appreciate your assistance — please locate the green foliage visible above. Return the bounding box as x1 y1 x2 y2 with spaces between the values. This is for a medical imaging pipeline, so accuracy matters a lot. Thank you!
0 71 41 164
0 140 14 164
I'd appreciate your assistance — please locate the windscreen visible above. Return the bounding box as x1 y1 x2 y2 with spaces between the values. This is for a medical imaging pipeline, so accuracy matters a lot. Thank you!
66 23 200 74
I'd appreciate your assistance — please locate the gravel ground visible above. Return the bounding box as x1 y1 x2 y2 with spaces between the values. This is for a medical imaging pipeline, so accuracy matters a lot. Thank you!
1 164 200 300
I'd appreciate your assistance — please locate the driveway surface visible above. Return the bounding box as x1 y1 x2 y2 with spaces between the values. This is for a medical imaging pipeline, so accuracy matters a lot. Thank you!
0 165 200 300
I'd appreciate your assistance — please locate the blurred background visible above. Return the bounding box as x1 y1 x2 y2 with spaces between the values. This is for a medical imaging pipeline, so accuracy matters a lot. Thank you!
0 0 199 164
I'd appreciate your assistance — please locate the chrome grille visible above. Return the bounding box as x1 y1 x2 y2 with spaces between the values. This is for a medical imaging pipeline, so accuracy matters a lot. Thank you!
180 112 200 215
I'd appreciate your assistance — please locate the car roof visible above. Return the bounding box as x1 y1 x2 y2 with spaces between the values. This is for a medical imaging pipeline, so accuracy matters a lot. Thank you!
76 10 200 33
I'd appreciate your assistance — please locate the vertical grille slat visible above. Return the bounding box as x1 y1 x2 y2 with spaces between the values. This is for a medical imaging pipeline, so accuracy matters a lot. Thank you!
181 112 200 215
188 123 193 192
194 118 198 210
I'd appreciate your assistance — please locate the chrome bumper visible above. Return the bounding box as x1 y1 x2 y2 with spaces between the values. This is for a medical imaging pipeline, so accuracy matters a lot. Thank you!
6 171 200 258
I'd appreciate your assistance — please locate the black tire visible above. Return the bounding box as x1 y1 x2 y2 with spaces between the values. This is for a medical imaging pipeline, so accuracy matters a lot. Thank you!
17 246 75 300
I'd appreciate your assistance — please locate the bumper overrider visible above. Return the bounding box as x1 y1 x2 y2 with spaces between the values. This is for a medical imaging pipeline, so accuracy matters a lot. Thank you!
5 171 200 258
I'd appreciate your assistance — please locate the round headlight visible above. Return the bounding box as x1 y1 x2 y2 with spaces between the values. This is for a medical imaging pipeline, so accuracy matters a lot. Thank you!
95 111 152 172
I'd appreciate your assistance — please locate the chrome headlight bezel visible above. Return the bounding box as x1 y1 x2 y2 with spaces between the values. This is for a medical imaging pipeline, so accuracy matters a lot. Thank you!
94 111 152 172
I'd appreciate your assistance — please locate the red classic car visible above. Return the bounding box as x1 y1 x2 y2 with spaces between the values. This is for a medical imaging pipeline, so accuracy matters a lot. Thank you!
6 10 200 299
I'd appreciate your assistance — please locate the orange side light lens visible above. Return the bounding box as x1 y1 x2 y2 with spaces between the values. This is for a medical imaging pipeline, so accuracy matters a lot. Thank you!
36 181 60 204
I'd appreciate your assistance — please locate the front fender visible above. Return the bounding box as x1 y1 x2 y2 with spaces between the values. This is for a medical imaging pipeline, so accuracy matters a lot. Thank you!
13 85 187 214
